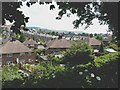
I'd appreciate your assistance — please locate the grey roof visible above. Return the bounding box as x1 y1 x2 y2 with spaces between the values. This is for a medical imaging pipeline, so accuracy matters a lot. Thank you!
47 39 72 49
83 37 101 46
1 40 32 54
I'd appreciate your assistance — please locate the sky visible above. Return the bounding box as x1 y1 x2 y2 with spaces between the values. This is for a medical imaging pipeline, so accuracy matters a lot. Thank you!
7 1 110 34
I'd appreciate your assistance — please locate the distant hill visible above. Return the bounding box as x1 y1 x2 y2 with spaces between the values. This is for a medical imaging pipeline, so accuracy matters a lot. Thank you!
27 26 85 34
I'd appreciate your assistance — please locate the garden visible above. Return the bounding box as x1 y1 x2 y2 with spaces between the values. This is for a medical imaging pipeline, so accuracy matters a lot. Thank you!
2 43 119 88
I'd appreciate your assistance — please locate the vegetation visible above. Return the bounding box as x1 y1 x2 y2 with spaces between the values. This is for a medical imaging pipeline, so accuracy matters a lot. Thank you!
89 33 93 38
95 35 103 41
94 52 119 68
99 42 104 52
16 33 26 42
2 65 23 81
106 43 120 51
34 49 45 56
2 51 119 88
63 42 94 65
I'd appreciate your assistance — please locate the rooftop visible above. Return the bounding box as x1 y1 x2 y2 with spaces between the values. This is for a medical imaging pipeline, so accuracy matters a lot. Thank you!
1 40 32 54
47 39 72 49
23 39 38 45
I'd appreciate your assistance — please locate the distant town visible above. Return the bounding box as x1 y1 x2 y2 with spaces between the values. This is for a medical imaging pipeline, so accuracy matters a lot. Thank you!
0 24 114 66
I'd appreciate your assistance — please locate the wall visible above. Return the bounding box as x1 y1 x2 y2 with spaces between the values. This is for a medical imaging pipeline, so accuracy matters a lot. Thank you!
2 52 36 65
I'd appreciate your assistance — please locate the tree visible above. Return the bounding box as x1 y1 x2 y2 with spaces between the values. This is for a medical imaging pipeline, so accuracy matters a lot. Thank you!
90 33 93 38
94 33 97 36
99 42 104 52
51 31 55 35
81 32 88 36
63 42 94 65
95 35 103 41
16 33 26 42
2 1 119 45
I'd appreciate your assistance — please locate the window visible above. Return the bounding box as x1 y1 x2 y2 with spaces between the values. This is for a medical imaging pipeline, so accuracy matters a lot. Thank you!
7 54 13 57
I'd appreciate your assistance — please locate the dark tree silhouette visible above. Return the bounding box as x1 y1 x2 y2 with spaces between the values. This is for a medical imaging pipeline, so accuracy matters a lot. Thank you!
2 1 119 45
90 33 93 38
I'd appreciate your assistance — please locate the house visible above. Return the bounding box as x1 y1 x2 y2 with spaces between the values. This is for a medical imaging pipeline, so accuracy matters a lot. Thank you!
23 39 38 49
86 37 102 50
1 39 36 65
46 39 72 54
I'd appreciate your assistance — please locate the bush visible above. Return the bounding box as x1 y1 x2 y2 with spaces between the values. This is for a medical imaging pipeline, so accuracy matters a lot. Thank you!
94 52 119 68
63 42 94 65
2 51 119 88
47 54 63 64
107 43 120 51
91 52 119 88
2 65 23 82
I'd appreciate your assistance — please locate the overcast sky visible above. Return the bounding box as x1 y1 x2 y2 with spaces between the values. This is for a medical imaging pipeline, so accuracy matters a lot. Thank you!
10 1 109 34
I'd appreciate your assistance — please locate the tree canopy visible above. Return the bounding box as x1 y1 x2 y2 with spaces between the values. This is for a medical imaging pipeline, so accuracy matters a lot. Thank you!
63 42 94 65
2 1 119 45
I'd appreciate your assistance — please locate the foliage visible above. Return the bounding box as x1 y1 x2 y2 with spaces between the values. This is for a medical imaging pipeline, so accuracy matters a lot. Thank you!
94 52 119 68
2 2 29 34
95 35 103 41
2 1 119 45
2 44 119 88
2 51 119 88
47 54 63 64
99 42 104 52
2 65 23 81
63 42 94 65
107 43 120 51
34 49 45 56
16 33 26 42
38 39 46 45
89 33 93 38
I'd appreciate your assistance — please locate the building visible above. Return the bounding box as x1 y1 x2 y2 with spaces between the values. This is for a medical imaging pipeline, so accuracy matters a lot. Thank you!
46 39 72 54
1 39 36 65
46 37 102 54
85 37 102 50
23 39 38 49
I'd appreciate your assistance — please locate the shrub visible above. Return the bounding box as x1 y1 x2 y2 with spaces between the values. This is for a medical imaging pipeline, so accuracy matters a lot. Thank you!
2 65 23 81
63 42 94 65
107 43 120 51
94 52 119 68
